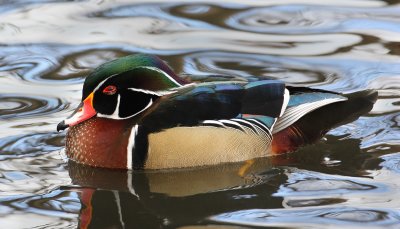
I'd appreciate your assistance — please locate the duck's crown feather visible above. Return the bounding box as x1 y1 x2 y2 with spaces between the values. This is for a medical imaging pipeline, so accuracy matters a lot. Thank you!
82 54 185 100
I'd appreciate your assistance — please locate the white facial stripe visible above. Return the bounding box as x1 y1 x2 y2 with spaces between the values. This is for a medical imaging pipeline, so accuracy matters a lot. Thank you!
127 88 176 96
111 94 121 118
127 124 139 170
97 96 154 120
90 66 182 96
92 74 118 93
88 67 179 120
132 98 153 117
97 94 121 119
141 66 182 87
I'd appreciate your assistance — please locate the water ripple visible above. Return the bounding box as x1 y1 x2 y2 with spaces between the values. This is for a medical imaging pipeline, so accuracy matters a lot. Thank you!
0 132 64 160
275 169 384 197
380 153 400 174
0 0 399 228
0 3 363 56
40 49 132 82
226 5 400 35
285 198 346 208
182 52 338 86
2 190 80 219
330 114 400 149
0 94 66 120
92 3 217 30
211 207 400 227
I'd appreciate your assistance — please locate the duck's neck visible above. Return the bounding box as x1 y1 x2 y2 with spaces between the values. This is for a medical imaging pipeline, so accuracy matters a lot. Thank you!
65 117 135 169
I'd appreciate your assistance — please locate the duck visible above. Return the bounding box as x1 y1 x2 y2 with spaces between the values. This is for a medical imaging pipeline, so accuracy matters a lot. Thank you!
57 54 377 170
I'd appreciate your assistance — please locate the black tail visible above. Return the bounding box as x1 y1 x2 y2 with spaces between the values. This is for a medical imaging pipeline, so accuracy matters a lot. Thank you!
272 90 378 153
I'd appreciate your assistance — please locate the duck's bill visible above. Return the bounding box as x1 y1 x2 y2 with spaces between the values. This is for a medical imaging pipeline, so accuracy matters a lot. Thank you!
57 92 96 132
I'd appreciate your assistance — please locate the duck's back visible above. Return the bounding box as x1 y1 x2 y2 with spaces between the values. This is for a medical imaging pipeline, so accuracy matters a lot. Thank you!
132 81 377 169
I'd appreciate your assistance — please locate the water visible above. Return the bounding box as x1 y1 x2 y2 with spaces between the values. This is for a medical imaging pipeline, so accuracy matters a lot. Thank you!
0 0 399 228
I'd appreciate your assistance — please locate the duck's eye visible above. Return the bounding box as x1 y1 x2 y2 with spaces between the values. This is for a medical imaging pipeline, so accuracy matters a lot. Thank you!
103 85 117 95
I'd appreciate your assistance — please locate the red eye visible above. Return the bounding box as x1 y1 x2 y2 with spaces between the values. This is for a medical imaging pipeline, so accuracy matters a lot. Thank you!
103 85 117 95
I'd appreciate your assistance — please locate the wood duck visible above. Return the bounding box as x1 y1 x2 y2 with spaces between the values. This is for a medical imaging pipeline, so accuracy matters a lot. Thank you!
57 54 377 170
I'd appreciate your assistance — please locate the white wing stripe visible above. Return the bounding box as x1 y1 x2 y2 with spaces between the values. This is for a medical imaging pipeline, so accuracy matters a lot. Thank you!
231 118 260 135
280 88 290 117
203 120 226 127
273 97 346 134
246 118 272 141
220 119 246 132
202 118 272 143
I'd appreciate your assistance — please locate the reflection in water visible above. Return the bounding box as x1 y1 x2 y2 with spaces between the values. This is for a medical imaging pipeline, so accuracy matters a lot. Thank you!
283 135 384 176
65 160 284 228
34 137 382 228
212 207 400 228
0 0 400 228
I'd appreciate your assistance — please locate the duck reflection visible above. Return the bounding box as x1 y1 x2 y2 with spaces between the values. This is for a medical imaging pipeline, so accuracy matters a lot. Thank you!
68 158 285 228
67 136 382 228
282 135 384 177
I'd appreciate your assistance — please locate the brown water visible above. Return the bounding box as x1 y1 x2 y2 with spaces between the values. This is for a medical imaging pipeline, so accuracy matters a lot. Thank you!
0 0 400 228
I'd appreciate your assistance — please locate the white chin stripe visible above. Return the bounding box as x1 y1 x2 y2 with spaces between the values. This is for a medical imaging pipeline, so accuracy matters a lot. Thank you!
97 97 154 120
97 95 122 119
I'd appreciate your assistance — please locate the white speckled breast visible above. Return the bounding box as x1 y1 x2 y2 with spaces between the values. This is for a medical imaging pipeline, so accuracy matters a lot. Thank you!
66 117 133 169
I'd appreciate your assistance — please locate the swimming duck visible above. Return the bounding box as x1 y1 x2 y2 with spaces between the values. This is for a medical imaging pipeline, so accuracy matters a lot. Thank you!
57 54 377 170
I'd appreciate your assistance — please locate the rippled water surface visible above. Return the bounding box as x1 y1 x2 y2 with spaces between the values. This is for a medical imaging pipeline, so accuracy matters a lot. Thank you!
1 0 400 228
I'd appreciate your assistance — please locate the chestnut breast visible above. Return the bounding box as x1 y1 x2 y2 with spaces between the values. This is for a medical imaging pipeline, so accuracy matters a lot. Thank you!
65 117 134 169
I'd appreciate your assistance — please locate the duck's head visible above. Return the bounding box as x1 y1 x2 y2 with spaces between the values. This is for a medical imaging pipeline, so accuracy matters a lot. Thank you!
57 54 187 132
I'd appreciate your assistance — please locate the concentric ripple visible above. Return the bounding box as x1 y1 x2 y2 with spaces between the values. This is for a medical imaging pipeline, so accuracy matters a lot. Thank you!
91 3 217 30
0 94 66 120
227 6 334 33
40 49 132 82
182 52 338 86
0 45 134 83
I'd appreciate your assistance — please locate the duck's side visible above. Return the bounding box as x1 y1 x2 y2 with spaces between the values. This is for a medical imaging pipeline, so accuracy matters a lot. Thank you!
59 54 378 170
65 83 377 170
140 87 377 169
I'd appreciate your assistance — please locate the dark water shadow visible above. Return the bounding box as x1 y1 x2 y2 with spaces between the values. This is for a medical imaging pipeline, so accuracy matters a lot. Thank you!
66 159 285 228
276 135 384 177
52 136 384 228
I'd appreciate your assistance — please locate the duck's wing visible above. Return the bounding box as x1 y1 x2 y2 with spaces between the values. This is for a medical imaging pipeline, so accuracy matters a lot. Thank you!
271 89 377 153
273 87 348 133
139 80 288 135
131 80 289 168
